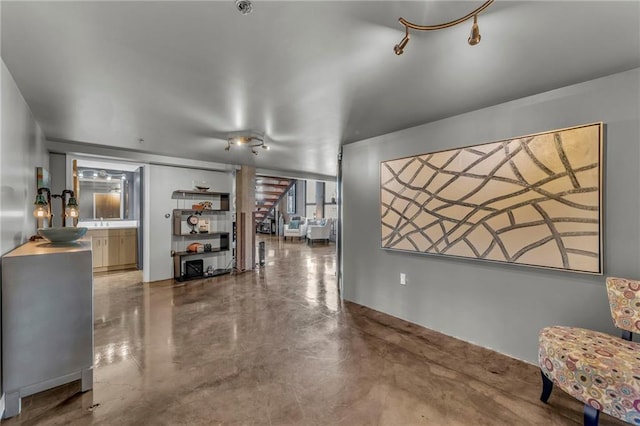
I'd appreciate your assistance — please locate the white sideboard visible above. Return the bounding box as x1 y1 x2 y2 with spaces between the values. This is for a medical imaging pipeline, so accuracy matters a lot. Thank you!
1 240 93 419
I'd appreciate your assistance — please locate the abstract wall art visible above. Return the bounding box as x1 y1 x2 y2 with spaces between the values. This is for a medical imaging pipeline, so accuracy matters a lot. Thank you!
380 123 603 274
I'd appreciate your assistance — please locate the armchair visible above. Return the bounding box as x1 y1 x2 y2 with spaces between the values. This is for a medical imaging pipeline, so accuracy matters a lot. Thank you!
307 219 331 244
283 217 307 241
538 277 640 425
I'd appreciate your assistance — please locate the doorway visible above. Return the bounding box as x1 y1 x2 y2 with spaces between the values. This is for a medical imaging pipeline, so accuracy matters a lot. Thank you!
254 176 339 284
70 156 144 273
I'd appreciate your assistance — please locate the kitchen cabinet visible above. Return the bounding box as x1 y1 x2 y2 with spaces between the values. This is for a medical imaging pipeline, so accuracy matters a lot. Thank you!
120 230 137 265
86 228 137 272
89 231 108 268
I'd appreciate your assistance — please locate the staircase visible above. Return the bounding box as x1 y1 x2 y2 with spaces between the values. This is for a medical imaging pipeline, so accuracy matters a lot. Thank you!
255 176 296 228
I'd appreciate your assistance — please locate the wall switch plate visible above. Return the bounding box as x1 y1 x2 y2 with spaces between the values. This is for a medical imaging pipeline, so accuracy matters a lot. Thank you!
400 273 406 285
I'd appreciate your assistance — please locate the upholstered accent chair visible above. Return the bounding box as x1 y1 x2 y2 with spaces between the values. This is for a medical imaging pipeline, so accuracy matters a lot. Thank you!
307 219 331 244
283 217 307 241
538 277 640 426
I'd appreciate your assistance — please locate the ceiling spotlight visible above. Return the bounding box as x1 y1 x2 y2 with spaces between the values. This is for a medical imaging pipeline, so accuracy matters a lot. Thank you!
395 0 492 55
394 28 410 56
468 15 481 46
235 0 253 15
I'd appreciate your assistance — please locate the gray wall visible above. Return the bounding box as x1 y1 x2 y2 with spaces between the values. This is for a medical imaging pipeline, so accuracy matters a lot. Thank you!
0 59 49 413
342 68 640 364
49 153 66 224
1 60 49 251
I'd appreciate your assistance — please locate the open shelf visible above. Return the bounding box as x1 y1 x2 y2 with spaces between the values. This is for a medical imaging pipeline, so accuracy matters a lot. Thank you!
173 231 230 238
171 190 230 211
175 268 231 282
174 209 226 215
172 247 228 257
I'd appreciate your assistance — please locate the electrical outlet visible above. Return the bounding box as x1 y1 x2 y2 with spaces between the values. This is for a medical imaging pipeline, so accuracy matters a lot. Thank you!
400 273 406 285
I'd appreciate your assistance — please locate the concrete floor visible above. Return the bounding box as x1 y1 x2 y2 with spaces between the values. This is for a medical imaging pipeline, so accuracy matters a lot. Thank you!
3 235 626 425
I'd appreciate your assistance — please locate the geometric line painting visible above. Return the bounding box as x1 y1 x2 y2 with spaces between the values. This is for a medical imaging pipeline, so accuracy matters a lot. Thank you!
381 122 603 274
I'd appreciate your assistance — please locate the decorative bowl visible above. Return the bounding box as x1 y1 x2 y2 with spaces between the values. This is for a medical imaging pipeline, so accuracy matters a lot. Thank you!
195 186 210 192
38 227 88 243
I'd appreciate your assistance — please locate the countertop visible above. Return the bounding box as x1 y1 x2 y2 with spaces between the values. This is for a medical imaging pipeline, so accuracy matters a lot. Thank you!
78 220 138 230
84 226 138 230
3 240 92 258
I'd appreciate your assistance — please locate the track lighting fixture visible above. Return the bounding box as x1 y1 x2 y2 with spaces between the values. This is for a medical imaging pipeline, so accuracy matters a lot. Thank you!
468 15 481 46
225 133 270 155
394 0 493 55
394 28 410 56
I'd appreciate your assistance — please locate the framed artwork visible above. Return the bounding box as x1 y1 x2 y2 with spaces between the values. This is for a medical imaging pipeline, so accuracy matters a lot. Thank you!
380 122 603 274
36 167 50 190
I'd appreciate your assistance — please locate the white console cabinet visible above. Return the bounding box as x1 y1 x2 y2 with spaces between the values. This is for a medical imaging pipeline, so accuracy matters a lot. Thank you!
1 240 93 419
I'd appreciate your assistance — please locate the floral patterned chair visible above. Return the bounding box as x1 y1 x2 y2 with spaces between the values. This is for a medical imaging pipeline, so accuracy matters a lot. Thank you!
538 277 640 425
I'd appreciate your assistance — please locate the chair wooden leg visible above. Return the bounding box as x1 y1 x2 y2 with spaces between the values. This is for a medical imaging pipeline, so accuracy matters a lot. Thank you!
540 370 553 402
584 404 600 426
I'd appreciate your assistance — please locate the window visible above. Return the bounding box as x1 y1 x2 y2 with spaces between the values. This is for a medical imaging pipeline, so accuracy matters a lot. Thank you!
325 181 337 204
287 185 296 214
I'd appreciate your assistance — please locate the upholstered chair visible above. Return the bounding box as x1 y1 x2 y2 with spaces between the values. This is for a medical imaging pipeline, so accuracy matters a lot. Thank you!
538 277 640 426
306 219 331 244
283 217 307 241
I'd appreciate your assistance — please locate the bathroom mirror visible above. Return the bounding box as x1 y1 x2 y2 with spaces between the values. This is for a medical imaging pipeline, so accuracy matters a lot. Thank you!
77 166 141 221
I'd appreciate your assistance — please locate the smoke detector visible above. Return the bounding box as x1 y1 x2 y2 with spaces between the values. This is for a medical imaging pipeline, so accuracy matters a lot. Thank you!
235 0 253 15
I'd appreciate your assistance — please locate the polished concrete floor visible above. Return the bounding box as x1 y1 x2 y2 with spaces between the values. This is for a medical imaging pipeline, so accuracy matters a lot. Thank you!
4 235 626 425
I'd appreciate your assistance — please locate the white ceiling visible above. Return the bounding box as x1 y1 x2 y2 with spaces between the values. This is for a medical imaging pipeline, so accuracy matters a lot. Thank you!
2 1 639 177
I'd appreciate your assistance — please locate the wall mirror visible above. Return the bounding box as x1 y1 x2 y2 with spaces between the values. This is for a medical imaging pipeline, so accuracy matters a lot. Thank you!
75 160 141 221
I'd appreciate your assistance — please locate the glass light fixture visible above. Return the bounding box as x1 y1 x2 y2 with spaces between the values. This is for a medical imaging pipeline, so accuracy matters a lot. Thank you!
65 196 80 219
33 194 49 218
33 188 80 227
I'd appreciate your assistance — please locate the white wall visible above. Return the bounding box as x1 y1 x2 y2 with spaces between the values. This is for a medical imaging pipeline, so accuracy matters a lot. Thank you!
143 164 233 282
0 60 48 255
0 58 49 415
342 68 640 364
